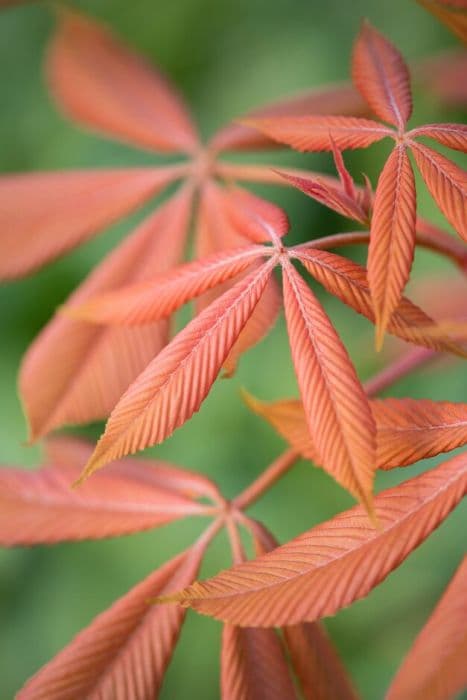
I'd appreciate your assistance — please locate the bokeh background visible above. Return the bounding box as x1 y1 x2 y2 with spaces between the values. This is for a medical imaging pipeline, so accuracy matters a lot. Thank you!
1 0 466 698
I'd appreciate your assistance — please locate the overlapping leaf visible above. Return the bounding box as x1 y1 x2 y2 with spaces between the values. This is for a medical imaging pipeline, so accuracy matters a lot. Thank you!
20 188 192 440
168 452 467 626
18 545 206 699
386 556 467 700
0 437 211 546
417 0 467 44
282 262 377 514
244 394 467 471
78 261 275 481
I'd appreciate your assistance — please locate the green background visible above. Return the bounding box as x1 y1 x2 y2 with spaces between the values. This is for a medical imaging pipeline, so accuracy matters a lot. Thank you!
0 0 466 697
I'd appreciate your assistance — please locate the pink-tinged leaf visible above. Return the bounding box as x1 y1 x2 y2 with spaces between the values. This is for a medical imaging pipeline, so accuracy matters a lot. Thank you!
221 626 298 700
225 186 290 243
222 273 281 377
278 170 368 223
373 398 467 469
292 248 467 357
47 9 198 152
210 82 369 152
415 218 467 272
410 141 467 240
0 168 178 279
284 625 359 700
282 262 377 513
66 245 267 326
352 21 412 130
417 0 467 44
409 123 467 152
242 115 393 152
18 545 206 699
0 440 211 547
246 395 467 471
386 556 467 700
45 435 222 502
78 261 275 481
330 137 357 199
20 187 192 440
416 49 467 108
368 145 417 346
195 182 281 372
170 452 467 626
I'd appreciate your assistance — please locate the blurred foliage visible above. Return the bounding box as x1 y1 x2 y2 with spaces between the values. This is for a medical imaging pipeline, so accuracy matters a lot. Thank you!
0 0 466 698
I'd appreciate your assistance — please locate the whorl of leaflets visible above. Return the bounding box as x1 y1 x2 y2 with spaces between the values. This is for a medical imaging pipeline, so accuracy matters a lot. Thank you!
1 7 372 446
166 452 467 626
245 20 467 344
70 187 467 515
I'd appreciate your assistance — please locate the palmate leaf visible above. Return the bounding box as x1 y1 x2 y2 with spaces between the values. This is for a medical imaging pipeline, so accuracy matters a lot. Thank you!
20 188 192 441
386 556 467 700
410 141 467 241
221 626 298 700
351 21 412 130
78 260 275 481
244 394 467 471
168 452 467 626
242 115 393 152
67 245 267 326
0 437 211 546
282 262 377 514
18 545 206 700
47 9 199 152
292 248 467 357
368 145 417 346
0 168 178 279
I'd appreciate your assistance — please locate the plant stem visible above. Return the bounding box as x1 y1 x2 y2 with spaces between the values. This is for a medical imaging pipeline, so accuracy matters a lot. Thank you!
225 516 246 564
233 448 300 511
363 346 437 397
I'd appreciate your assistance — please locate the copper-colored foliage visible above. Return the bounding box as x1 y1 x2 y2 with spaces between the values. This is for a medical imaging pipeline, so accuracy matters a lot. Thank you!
18 547 206 699
0 437 210 545
282 261 377 514
244 394 467 470
170 452 467 626
417 0 467 44
386 556 467 700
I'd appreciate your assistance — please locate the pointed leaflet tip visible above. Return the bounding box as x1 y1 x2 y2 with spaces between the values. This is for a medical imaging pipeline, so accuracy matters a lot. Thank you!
375 323 386 352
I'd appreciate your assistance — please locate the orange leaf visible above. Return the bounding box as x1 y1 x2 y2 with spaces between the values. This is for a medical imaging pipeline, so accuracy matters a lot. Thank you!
221 626 298 699
169 451 467 626
45 435 222 502
368 145 417 346
66 245 267 326
409 123 467 152
222 273 281 376
417 0 467 44
0 168 177 279
284 625 359 700
292 248 467 357
245 394 467 471
78 261 275 481
0 438 210 546
352 21 412 130
410 141 467 241
225 186 290 243
47 9 198 152
242 115 392 152
282 262 377 513
20 188 192 440
210 82 368 152
18 546 206 699
277 170 368 223
386 555 467 700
